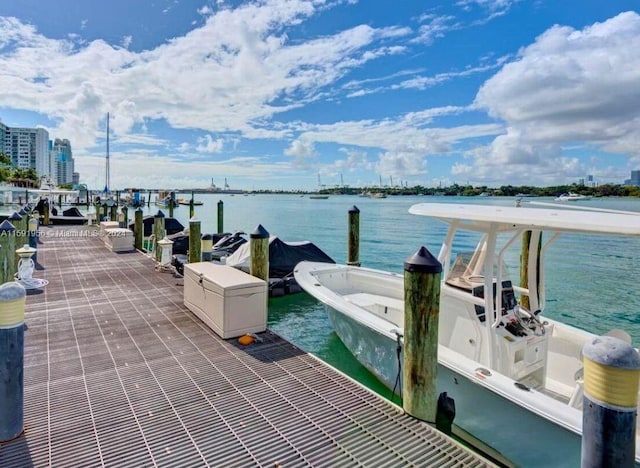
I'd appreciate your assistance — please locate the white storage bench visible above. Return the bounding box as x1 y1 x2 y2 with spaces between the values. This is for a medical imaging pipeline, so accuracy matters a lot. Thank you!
183 262 267 339
103 228 134 252
99 221 120 235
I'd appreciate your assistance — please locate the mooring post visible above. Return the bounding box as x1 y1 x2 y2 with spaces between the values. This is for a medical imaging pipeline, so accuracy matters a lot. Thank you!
153 211 166 262
17 208 28 248
9 212 23 263
147 191 151 207
43 200 50 226
347 205 360 266
217 200 224 234
120 206 128 229
94 201 100 223
189 217 201 264
403 246 442 423
134 208 143 251
520 231 541 310
109 200 117 222
189 191 195 219
201 233 213 261
581 335 640 468
250 224 269 281
0 281 27 442
168 191 174 218
0 220 17 284
28 215 38 265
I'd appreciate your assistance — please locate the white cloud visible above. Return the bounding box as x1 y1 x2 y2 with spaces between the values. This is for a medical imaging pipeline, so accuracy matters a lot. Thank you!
196 134 225 153
284 139 317 163
411 14 458 45
0 2 412 154
473 11 640 179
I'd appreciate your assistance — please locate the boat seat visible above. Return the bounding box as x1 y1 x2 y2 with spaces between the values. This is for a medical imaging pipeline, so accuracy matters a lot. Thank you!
344 293 404 314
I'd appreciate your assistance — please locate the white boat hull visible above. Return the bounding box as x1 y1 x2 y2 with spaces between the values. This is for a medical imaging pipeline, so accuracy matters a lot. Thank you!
326 303 582 466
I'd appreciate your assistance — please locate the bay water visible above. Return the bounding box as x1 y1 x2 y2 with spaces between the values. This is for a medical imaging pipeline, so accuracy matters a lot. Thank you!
132 193 640 400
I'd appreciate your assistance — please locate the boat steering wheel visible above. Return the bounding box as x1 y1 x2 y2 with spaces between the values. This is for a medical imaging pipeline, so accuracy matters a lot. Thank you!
514 305 546 336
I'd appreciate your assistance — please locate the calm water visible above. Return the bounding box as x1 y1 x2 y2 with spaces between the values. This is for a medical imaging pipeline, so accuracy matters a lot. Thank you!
128 193 640 400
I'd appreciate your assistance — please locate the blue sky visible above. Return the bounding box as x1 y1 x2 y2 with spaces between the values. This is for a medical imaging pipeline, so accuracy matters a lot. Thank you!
0 1 639 190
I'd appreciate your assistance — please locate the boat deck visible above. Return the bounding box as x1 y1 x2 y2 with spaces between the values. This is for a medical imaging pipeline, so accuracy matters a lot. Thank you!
0 225 493 467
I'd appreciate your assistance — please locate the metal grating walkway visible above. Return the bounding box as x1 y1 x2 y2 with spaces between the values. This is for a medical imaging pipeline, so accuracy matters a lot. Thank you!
0 226 493 467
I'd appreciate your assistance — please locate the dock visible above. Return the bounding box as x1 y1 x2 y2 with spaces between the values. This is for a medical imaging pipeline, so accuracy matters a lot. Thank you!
1 226 493 467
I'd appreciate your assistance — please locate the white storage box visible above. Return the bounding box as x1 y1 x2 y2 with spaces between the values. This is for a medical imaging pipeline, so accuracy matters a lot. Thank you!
184 262 267 339
104 228 134 252
99 221 120 234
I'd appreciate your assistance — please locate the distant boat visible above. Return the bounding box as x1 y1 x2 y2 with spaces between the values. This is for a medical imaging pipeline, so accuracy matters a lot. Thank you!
177 197 203 206
309 195 329 199
554 192 591 202
369 192 387 199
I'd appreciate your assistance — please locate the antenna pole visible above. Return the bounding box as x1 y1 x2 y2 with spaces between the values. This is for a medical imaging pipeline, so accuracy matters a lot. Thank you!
105 113 110 194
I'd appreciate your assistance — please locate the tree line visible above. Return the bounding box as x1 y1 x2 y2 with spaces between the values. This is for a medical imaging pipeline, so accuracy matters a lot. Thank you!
0 152 39 183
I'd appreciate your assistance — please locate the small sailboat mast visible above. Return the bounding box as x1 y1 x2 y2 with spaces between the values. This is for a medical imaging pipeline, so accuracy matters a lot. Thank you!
104 112 110 194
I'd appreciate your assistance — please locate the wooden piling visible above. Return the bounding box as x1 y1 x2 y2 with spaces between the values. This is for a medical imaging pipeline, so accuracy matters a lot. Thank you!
201 234 213 261
168 192 174 218
109 201 117 222
28 215 38 264
347 205 360 266
189 217 201 264
43 200 50 226
217 200 224 234
520 230 542 310
134 208 143 251
250 224 269 281
189 191 195 219
121 206 128 229
9 212 24 260
147 191 151 207
0 282 27 442
0 220 17 284
403 246 442 423
153 211 166 262
581 335 640 467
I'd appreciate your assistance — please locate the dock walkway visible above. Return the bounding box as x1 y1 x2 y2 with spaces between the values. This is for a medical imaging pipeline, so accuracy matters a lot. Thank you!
1 226 493 467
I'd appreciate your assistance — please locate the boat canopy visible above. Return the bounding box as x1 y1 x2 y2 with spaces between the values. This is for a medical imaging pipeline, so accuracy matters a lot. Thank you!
409 203 640 236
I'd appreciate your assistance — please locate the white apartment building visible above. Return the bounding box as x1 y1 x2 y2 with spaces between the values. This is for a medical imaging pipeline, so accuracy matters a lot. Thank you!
1 125 50 176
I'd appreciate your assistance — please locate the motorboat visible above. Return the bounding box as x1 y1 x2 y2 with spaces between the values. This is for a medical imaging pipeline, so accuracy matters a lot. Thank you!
294 202 640 467
177 197 203 206
555 192 591 201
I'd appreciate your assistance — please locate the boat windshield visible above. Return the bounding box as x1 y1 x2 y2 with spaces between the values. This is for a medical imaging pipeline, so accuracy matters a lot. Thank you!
445 252 482 291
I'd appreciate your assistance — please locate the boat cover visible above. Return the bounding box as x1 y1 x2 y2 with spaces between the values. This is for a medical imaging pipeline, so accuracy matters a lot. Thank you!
128 215 185 237
225 236 335 278
167 231 230 255
62 207 84 217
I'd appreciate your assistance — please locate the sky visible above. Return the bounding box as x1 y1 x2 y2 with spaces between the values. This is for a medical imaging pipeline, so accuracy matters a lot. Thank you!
0 1 639 191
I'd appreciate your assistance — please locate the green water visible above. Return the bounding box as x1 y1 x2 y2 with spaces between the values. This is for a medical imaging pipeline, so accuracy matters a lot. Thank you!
126 194 640 399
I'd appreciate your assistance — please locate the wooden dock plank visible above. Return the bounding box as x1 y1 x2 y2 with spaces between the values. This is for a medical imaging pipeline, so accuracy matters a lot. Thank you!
0 226 494 467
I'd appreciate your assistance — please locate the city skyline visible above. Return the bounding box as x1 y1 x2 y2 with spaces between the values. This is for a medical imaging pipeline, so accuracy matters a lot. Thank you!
0 1 639 190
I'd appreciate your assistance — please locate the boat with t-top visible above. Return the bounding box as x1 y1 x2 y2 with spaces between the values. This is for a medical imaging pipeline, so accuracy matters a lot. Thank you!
294 202 640 467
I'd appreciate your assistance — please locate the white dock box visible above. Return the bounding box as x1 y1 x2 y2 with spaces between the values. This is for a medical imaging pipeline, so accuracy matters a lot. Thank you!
183 262 267 339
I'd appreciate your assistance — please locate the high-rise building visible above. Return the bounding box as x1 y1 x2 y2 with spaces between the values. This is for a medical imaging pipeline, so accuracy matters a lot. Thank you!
0 125 49 176
625 170 640 187
51 138 74 185
0 121 8 153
